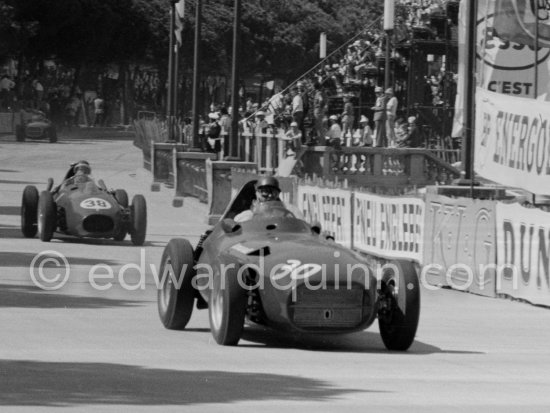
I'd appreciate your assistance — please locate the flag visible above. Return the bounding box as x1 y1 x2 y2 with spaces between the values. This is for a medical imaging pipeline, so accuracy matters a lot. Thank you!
174 0 184 46
175 0 185 19
494 0 550 47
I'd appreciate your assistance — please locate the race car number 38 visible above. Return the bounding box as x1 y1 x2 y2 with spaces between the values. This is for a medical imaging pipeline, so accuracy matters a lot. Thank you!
80 198 112 210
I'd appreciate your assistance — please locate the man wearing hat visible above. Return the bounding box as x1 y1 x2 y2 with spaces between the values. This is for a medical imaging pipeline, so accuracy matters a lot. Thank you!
371 86 386 147
357 115 373 146
284 121 302 156
385 88 398 147
326 114 343 147
254 110 270 135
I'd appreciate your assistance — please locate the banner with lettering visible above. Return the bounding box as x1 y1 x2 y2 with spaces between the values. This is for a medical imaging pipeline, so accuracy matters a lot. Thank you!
496 202 550 306
475 87 550 194
297 185 352 248
478 0 550 100
352 192 424 262
423 193 497 297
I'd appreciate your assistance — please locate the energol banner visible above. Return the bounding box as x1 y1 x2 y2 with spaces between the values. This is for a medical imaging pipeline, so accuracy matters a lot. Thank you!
475 87 550 194
496 202 550 306
353 192 424 262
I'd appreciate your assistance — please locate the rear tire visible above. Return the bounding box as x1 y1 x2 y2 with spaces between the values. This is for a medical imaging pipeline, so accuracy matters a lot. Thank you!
16 125 25 142
209 267 247 345
157 238 196 329
37 191 57 242
129 194 147 246
49 127 57 143
378 260 420 351
21 185 39 238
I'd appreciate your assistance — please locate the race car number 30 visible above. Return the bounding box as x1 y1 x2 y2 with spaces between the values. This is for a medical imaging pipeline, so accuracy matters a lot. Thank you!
80 198 112 210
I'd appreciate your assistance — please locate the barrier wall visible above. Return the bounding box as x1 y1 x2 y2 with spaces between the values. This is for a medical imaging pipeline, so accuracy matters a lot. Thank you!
0 112 12 134
423 193 497 297
496 203 550 306
151 142 187 189
174 152 217 203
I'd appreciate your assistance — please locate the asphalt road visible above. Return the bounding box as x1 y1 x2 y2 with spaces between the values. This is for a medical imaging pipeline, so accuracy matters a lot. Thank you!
1 132 550 412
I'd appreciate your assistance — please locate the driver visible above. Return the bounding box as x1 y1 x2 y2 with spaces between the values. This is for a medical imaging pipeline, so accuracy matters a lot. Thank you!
63 160 92 186
234 176 282 222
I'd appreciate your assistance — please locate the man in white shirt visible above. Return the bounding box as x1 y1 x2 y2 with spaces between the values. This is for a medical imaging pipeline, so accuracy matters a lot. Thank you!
385 88 398 147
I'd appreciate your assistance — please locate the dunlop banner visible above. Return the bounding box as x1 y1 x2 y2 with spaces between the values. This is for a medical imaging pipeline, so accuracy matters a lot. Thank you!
353 192 423 261
475 87 550 194
423 194 497 297
496 202 550 306
297 185 352 248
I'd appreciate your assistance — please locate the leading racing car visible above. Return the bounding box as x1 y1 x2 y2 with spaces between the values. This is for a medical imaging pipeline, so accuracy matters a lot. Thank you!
157 178 420 350
20 161 147 245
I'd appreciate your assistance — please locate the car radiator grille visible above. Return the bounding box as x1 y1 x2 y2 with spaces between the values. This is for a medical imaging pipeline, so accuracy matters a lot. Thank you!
83 215 114 233
290 284 366 329
26 127 43 137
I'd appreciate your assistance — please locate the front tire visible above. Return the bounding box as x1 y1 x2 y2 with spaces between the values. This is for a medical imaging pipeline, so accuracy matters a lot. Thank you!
49 127 57 143
209 267 247 345
378 260 420 351
37 191 57 242
157 238 196 329
129 194 147 246
21 185 39 237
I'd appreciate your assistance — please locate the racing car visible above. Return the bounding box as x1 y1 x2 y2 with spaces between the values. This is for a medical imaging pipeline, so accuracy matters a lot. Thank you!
20 162 147 245
157 179 420 350
16 109 57 143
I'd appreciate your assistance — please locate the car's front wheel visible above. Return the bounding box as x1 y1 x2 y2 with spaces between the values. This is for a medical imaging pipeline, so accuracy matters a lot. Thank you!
157 238 196 329
16 125 25 142
21 185 39 238
209 267 247 346
129 194 147 246
378 260 420 351
37 191 57 242
48 127 57 143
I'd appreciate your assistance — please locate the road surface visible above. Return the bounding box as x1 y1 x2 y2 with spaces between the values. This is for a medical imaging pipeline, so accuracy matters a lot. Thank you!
1 133 550 412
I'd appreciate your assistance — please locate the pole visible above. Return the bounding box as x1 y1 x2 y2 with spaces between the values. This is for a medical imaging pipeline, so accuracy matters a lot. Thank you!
384 30 392 90
173 43 180 142
229 0 242 159
191 0 202 149
167 5 175 140
462 0 477 187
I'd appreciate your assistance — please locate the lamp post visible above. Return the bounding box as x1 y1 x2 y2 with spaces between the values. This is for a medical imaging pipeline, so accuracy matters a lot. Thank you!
384 0 394 90
229 0 242 159
166 2 176 141
191 0 203 149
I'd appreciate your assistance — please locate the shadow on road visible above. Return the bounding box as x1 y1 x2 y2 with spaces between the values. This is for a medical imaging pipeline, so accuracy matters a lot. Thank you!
0 251 121 267
0 284 143 309
0 179 43 185
0 360 369 406
0 206 22 216
239 324 484 355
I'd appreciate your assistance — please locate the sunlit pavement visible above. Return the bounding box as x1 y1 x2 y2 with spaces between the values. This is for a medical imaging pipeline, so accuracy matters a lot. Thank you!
1 132 550 412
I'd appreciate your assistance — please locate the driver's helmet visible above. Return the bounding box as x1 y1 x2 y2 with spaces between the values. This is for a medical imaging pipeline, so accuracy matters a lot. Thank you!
74 160 91 176
255 176 280 202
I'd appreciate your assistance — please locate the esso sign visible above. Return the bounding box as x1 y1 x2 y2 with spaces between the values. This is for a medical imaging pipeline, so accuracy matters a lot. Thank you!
80 198 112 210
476 13 550 71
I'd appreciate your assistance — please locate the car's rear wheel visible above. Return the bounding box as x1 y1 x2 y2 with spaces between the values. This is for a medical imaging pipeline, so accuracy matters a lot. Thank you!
157 238 196 329
129 194 147 246
21 185 39 238
49 127 57 143
378 260 420 351
37 191 57 242
16 125 25 142
209 267 247 345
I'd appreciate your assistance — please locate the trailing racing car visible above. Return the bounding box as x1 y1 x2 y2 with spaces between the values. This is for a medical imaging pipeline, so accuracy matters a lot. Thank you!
157 178 420 350
20 161 147 245
16 109 57 143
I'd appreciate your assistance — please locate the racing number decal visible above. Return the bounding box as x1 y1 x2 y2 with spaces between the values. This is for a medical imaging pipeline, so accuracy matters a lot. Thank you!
80 198 112 210
272 259 322 281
